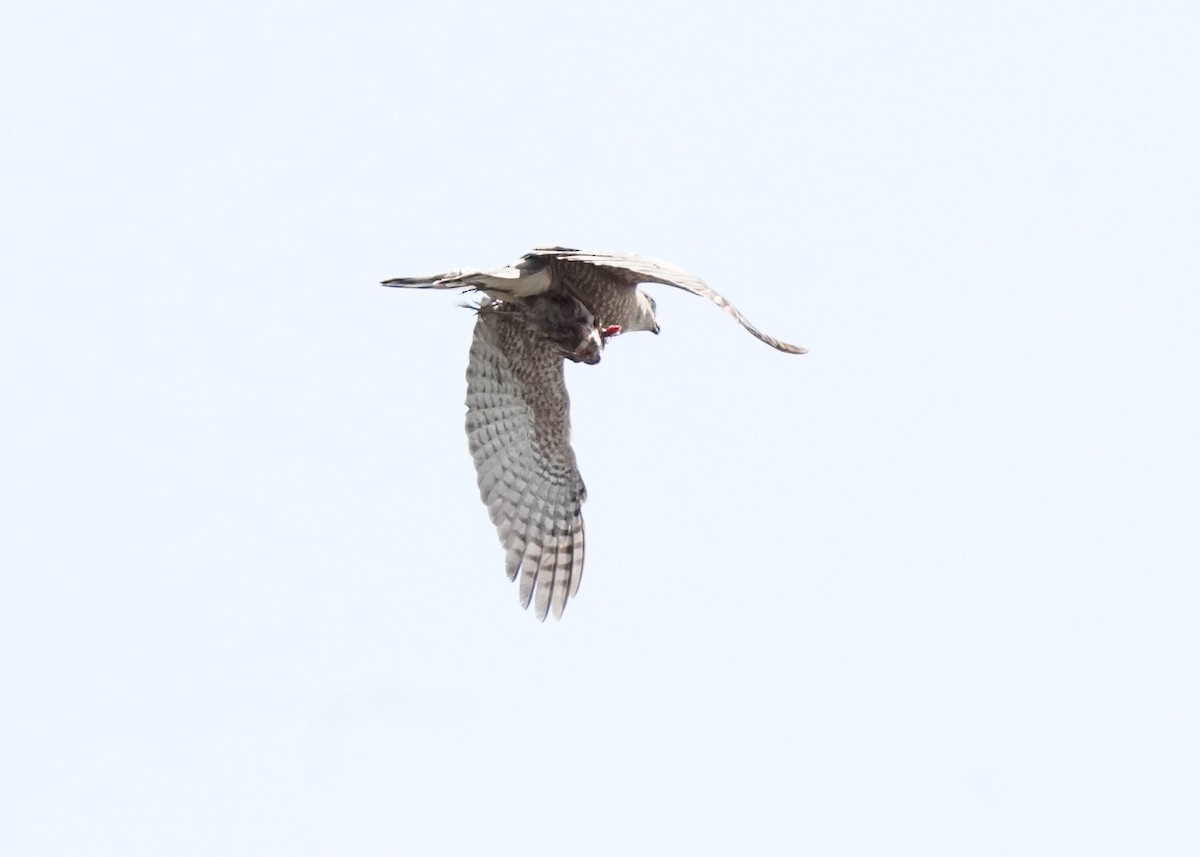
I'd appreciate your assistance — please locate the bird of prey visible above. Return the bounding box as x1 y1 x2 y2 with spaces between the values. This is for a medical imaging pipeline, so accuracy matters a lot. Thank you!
382 247 805 619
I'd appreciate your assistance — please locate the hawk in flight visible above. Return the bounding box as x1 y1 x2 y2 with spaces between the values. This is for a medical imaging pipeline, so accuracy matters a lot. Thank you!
383 247 805 619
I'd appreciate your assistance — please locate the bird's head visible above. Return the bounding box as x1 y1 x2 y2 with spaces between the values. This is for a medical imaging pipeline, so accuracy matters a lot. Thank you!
623 290 661 335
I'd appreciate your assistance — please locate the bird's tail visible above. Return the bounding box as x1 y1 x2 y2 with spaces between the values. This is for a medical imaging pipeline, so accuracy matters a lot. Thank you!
381 265 550 299
380 269 479 289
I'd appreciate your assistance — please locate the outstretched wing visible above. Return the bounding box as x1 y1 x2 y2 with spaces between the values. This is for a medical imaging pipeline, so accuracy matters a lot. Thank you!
527 247 806 354
465 305 586 619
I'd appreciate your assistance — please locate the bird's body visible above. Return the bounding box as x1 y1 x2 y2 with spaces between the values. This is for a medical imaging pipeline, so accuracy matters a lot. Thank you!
383 247 804 619
515 290 605 366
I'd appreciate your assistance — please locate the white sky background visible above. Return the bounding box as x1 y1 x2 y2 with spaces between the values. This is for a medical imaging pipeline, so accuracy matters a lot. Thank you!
2 1 1197 854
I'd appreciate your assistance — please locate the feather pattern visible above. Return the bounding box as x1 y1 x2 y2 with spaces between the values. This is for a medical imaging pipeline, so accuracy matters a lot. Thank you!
383 246 804 618
465 303 586 619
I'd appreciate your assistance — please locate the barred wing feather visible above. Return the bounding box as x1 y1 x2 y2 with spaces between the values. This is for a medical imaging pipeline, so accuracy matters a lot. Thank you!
465 307 587 620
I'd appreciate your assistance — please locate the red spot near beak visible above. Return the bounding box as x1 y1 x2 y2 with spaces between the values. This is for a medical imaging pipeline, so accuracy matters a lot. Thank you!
602 325 622 338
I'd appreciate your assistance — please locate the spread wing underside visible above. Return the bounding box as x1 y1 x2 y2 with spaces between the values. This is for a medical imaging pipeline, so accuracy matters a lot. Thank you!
465 307 586 620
